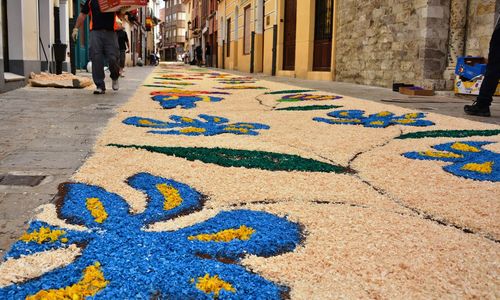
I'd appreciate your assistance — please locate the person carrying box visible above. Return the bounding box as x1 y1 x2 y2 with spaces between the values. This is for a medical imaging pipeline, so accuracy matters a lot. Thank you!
72 0 125 94
464 15 500 117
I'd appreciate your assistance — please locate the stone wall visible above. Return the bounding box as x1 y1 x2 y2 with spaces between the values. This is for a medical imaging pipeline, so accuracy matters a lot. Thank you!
465 0 497 57
334 0 498 90
334 0 448 89
334 1 422 88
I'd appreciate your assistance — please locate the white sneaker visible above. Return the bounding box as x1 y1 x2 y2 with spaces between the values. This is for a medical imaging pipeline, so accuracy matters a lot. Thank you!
93 88 105 94
112 80 119 91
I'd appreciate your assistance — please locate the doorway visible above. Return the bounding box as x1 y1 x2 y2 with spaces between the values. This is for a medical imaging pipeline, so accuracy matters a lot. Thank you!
1 0 9 72
282 0 296 71
313 0 334 71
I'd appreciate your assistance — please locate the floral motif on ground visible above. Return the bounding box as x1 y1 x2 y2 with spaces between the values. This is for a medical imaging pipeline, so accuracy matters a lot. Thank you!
313 110 435 128
150 89 230 109
403 141 499 182
123 114 270 136
265 89 316 95
0 173 302 299
275 105 342 111
109 144 349 173
397 129 500 139
153 82 195 86
217 77 256 85
278 94 343 102
155 74 202 81
215 86 268 90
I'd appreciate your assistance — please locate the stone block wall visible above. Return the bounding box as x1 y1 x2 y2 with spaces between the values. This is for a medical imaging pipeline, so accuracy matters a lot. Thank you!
465 0 497 57
335 0 430 88
334 0 498 90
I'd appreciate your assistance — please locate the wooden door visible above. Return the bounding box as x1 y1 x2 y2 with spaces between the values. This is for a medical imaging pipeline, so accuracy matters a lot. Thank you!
313 0 334 71
282 0 296 70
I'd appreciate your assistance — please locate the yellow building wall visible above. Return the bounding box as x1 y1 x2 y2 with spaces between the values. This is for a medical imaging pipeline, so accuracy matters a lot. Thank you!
262 0 276 75
23 0 40 61
236 1 252 73
217 0 336 80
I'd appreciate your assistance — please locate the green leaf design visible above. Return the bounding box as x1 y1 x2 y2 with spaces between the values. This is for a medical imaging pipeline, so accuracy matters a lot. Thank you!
265 89 316 95
397 129 500 139
276 105 342 111
109 144 349 173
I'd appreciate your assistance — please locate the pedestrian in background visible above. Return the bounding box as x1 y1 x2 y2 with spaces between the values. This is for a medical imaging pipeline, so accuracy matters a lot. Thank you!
72 0 122 94
205 42 211 67
116 19 130 77
464 16 500 117
195 45 203 67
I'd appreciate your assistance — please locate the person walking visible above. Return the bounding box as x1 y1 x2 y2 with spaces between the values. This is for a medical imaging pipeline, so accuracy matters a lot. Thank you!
464 18 500 117
116 20 130 77
205 42 211 67
72 0 122 94
195 45 203 67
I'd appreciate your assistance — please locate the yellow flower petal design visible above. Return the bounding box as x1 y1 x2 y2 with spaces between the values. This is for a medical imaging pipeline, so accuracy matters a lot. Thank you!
20 227 67 244
461 161 494 174
156 183 183 210
404 113 419 119
377 111 392 117
213 117 221 123
181 117 194 123
193 274 235 296
200 95 213 102
330 118 362 123
188 225 255 242
395 119 416 124
370 121 385 126
27 262 108 300
419 151 463 159
179 127 206 134
451 142 480 152
235 124 255 129
339 111 349 117
86 198 108 224
223 127 249 133
138 119 158 126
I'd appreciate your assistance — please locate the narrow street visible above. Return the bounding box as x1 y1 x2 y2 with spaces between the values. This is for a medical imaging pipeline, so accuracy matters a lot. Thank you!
0 63 498 298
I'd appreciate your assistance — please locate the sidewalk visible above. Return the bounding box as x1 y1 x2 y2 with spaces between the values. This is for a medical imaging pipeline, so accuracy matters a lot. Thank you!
216 67 500 125
0 66 154 257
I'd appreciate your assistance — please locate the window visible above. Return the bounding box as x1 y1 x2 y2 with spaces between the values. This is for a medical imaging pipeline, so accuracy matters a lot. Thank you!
243 5 251 55
226 18 231 57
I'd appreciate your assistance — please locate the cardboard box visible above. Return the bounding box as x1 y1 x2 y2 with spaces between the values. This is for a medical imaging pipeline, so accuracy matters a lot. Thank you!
454 75 500 96
98 0 147 13
399 87 434 96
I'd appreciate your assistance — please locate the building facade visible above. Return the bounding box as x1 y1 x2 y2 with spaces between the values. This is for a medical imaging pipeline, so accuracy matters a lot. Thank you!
215 0 500 90
0 0 74 92
163 0 187 61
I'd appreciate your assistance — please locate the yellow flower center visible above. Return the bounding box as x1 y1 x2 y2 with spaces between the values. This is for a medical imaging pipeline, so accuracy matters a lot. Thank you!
451 142 480 152
138 119 158 126
27 262 108 300
223 127 249 133
419 151 463 159
461 161 494 174
192 274 235 297
156 183 183 210
188 225 255 242
20 227 67 244
179 127 206 133
86 198 108 224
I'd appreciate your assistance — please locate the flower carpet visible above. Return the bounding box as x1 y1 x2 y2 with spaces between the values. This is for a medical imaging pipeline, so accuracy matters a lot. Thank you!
0 64 499 299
